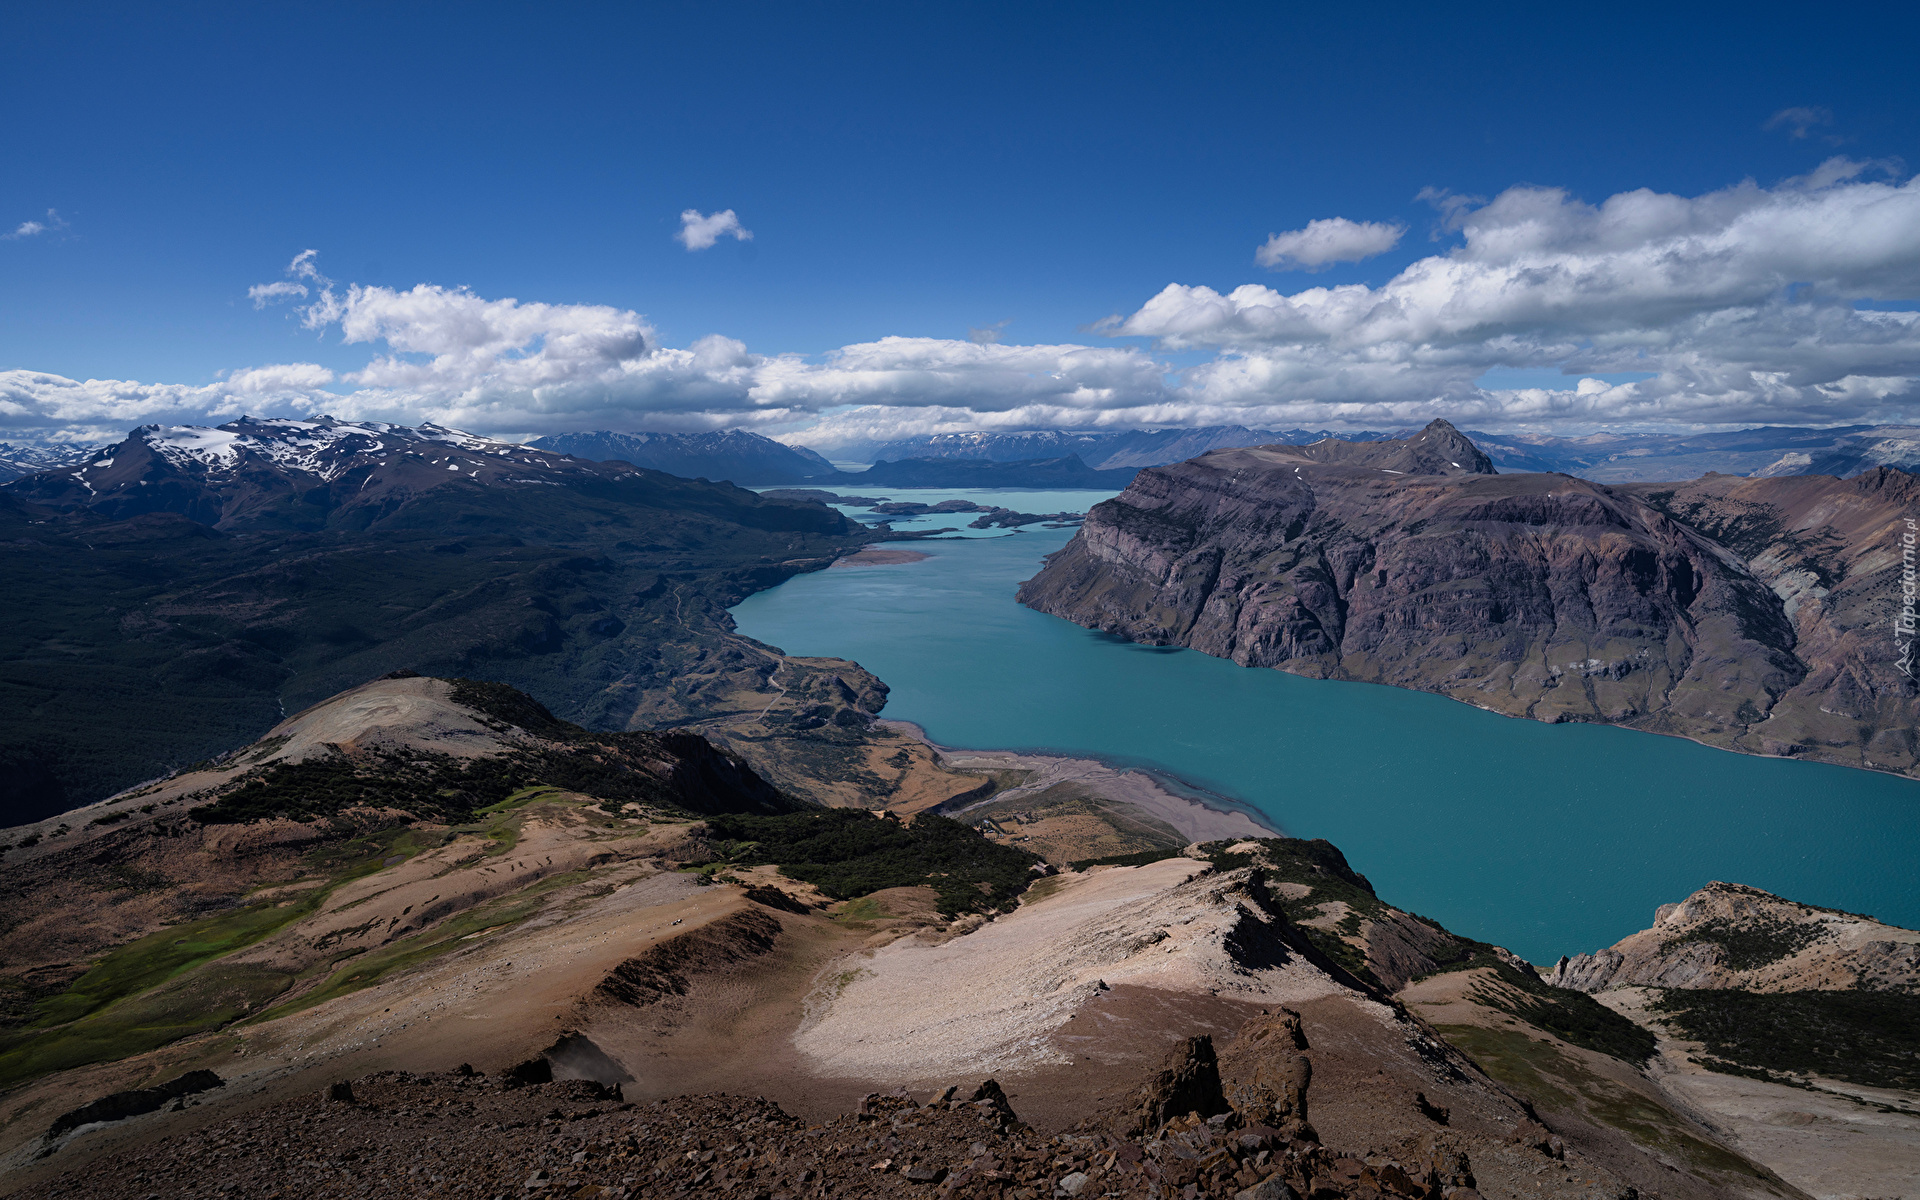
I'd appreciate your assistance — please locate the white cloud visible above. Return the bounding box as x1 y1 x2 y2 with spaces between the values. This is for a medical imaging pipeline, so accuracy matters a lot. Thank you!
1256 217 1404 271
4 209 68 240
287 248 329 283
1098 161 1920 428
0 363 337 444
676 208 753 251
249 250 331 307
248 281 309 308
968 319 1011 345
225 363 336 393
1765 106 1832 140
7 164 1920 451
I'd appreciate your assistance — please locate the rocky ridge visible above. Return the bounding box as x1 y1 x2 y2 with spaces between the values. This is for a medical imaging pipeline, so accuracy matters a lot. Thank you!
1549 881 1920 995
8 1013 1624 1200
1018 420 1920 774
2 416 842 532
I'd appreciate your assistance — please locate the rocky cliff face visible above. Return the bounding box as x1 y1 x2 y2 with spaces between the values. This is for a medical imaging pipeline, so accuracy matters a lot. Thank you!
1549 880 1920 994
1621 469 1920 769
1018 421 1920 774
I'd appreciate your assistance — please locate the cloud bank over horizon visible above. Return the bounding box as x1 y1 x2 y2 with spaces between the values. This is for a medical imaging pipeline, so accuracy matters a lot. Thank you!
5 161 1918 449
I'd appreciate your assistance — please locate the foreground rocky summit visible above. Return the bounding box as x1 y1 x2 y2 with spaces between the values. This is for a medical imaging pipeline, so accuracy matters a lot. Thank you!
11 1011 1641 1200
1018 420 1920 775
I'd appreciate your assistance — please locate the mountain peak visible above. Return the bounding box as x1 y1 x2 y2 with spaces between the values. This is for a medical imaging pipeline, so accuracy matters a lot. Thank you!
1284 421 1495 476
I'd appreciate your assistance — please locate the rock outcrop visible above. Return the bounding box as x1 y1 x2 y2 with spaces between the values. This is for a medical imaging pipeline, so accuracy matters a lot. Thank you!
1550 880 1920 994
44 1070 223 1142
1219 1009 1313 1137
1019 422 1920 774
1115 1035 1232 1137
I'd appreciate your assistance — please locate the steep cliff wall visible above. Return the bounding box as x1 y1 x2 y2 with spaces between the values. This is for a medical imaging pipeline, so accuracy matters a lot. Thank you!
1018 421 1920 774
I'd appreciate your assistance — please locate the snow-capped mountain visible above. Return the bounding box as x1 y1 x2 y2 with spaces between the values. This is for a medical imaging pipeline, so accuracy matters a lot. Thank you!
0 442 101 484
3 416 658 530
528 429 839 484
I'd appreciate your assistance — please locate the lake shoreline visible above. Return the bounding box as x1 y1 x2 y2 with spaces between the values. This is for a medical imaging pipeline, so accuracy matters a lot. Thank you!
732 491 1920 960
874 718 1278 845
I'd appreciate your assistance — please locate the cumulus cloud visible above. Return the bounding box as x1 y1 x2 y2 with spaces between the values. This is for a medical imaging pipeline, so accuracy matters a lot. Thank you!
2 244 1176 443
676 208 753 251
0 362 338 444
4 209 68 240
6 164 1920 449
968 320 1011 345
1256 217 1404 271
1102 160 1920 428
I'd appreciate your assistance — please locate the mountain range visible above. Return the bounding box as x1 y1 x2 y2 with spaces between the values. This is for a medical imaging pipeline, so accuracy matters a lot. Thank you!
13 420 1920 498
0 443 97 484
856 454 1140 489
0 416 867 823
844 427 1387 471
1462 424 1920 481
529 429 840 485
4 416 1919 1199
824 422 1920 483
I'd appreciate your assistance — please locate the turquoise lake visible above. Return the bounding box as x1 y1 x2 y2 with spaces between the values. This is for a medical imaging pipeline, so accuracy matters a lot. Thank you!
734 487 1920 963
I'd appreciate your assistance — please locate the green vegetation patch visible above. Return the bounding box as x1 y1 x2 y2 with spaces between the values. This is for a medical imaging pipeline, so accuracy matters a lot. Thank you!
701 809 1041 916
1650 988 1920 1091
1434 1023 1766 1181
0 824 431 1089
15 891 327 1034
188 749 525 825
1659 915 1828 972
1464 962 1657 1064
0 964 290 1089
1068 847 1189 872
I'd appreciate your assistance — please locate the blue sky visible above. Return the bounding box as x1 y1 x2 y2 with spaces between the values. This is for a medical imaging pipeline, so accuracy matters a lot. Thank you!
4 1 1918 445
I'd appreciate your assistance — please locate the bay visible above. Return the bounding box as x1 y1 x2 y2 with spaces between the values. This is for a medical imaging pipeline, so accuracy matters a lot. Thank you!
733 488 1920 962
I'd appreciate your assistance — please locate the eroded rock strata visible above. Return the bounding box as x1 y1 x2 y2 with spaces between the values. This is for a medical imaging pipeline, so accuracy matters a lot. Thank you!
1018 420 1920 774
